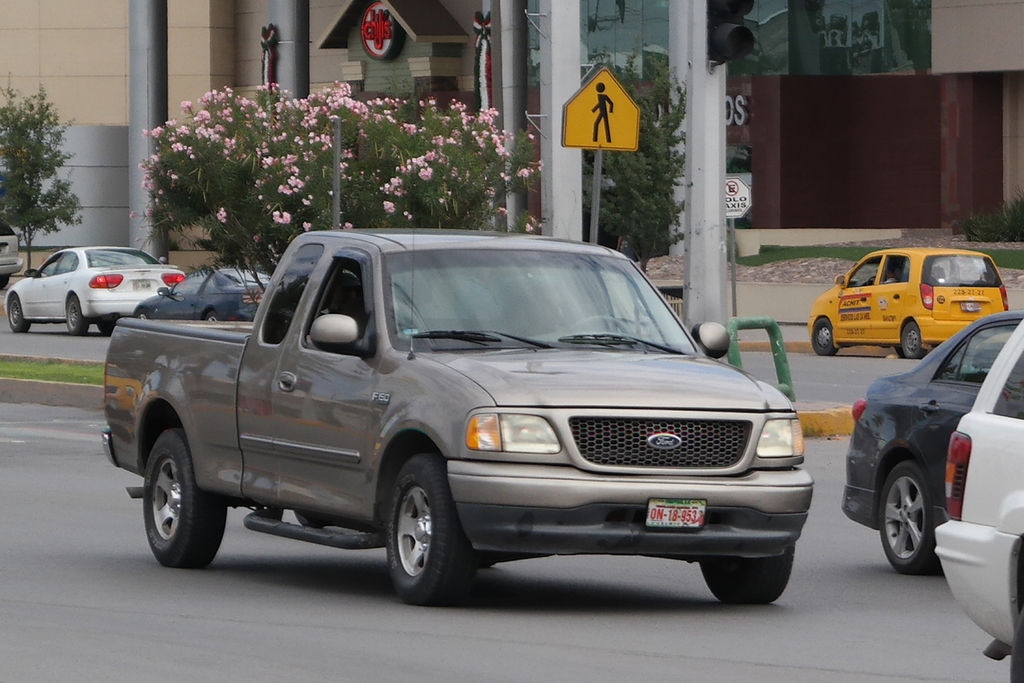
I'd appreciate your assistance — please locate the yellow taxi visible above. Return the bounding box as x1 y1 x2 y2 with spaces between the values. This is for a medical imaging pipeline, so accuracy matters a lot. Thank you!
808 248 1008 358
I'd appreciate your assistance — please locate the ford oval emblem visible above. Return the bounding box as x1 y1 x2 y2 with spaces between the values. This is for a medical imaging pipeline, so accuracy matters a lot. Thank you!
647 432 682 450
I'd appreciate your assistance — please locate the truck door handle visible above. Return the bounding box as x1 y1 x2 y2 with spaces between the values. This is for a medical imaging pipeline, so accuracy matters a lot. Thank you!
278 372 297 392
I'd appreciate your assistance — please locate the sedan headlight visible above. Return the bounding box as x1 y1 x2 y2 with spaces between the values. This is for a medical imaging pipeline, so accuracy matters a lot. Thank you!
466 413 561 454
757 418 804 457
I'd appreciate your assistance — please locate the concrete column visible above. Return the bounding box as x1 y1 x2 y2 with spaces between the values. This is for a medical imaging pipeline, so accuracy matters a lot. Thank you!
679 0 729 326
128 0 167 255
499 0 528 230
269 0 310 98
538 1 582 241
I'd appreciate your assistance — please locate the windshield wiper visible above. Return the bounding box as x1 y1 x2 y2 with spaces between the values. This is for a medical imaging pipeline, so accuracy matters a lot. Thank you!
557 333 682 354
412 330 551 348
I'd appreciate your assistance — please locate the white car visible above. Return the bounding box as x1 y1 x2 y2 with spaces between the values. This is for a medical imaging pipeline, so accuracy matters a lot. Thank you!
0 221 23 290
935 317 1024 672
5 246 184 336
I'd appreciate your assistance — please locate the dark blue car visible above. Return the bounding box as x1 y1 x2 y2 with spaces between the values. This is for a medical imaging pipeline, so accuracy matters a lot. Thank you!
843 310 1023 574
132 268 268 322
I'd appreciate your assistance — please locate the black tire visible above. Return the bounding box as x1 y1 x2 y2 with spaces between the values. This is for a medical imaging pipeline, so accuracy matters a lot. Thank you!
143 428 227 568
878 461 941 575
7 293 30 333
1010 607 1024 680
386 454 477 606
203 310 218 322
97 319 116 336
0 273 9 289
700 546 795 604
65 294 89 336
899 320 926 359
811 317 838 356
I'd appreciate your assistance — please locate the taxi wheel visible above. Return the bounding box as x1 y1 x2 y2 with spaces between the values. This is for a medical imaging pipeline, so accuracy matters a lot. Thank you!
811 318 838 356
899 321 926 359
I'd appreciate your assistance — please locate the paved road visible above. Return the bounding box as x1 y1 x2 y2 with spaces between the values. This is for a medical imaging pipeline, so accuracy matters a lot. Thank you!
0 403 1007 682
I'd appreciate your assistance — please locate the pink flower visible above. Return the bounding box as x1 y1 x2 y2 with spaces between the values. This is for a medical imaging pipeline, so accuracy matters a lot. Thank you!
418 167 433 181
216 207 228 223
272 210 291 224
383 201 396 214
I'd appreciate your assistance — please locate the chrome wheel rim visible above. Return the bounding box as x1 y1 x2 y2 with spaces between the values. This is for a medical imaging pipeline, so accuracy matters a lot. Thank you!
883 475 925 559
9 298 21 325
67 299 80 329
396 485 432 576
151 458 182 541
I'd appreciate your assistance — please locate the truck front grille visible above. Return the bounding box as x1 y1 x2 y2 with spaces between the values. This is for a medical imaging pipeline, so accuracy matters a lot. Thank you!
568 417 751 468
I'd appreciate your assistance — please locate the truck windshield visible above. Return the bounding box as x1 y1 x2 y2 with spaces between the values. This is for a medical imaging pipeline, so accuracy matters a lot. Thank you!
384 248 695 353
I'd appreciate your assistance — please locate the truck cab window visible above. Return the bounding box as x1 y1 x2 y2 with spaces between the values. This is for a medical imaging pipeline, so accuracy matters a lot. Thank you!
314 259 369 336
261 243 324 345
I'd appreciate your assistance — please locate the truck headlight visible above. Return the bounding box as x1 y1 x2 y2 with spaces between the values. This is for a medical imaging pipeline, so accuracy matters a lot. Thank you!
756 418 804 457
466 413 561 454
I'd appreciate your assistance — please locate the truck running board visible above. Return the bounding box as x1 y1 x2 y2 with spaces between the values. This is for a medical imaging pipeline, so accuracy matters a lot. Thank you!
243 510 385 550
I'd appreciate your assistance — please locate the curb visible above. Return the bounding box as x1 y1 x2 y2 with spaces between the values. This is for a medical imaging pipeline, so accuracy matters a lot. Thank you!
0 377 104 410
796 403 854 438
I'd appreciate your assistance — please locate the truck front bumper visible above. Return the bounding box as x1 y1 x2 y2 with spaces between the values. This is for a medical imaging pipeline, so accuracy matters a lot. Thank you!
448 461 812 559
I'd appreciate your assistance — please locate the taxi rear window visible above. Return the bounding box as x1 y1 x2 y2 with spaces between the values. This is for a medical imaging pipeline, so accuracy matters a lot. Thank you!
922 255 1001 288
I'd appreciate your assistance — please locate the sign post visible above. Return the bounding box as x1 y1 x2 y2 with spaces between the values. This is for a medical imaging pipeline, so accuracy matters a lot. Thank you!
725 175 752 317
562 67 640 243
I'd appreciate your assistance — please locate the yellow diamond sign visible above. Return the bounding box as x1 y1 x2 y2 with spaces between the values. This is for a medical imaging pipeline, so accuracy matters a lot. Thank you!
562 67 640 152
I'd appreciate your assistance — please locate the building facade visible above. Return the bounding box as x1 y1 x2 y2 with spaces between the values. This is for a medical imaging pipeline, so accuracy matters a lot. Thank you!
1 0 1021 246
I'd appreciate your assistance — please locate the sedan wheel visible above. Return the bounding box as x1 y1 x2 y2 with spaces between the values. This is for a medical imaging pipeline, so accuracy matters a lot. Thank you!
66 294 89 336
7 293 30 333
878 461 940 574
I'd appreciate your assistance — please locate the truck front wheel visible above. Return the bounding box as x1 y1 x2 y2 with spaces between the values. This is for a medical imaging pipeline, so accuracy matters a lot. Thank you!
700 546 794 604
386 454 477 605
143 428 226 568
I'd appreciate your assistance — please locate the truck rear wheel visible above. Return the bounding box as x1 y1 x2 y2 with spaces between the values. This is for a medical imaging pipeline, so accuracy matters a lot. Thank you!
386 454 477 605
700 546 794 604
143 428 226 568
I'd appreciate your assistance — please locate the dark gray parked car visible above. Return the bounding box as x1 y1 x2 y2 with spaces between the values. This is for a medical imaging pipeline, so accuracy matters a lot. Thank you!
843 310 1023 574
133 268 267 322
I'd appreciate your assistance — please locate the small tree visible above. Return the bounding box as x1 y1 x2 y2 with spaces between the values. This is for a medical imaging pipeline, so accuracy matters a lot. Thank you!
143 84 539 276
0 86 81 268
584 57 686 271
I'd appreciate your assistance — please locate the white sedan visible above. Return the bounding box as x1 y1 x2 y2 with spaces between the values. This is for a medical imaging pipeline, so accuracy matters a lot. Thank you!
935 316 1024 672
5 246 184 335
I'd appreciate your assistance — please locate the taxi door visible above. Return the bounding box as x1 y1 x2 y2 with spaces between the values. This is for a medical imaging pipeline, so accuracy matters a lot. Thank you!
872 254 912 344
835 255 882 344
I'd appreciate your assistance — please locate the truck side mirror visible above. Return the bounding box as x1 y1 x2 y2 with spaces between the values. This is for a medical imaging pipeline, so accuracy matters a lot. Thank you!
692 321 730 359
310 314 359 346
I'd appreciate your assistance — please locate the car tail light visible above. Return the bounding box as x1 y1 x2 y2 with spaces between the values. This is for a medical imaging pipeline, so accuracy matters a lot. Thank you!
945 431 972 520
162 272 185 286
920 283 934 310
89 274 124 289
851 398 867 422
1001 285 1009 311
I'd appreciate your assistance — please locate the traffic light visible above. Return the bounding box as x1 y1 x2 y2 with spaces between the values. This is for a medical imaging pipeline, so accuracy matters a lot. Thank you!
708 0 755 64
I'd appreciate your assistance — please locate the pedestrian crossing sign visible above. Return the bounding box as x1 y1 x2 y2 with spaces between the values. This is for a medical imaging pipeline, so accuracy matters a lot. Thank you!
562 67 640 152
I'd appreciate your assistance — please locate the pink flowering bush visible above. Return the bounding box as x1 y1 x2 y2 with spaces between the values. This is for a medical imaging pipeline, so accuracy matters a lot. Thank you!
142 84 539 274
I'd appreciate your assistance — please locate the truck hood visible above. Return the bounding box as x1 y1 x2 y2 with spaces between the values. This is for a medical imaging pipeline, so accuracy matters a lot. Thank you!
436 350 790 411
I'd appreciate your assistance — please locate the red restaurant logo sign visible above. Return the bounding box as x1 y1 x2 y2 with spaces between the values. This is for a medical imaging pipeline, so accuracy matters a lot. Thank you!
361 2 405 60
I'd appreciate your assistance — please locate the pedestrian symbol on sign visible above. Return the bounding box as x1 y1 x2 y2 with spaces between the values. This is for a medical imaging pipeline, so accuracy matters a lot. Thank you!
592 83 614 143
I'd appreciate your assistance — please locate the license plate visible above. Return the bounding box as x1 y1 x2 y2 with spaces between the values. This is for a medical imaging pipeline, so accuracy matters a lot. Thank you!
961 301 982 313
646 498 706 529
133 281 152 291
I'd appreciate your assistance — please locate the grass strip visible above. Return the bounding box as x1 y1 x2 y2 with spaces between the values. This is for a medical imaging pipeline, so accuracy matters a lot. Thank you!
0 358 104 385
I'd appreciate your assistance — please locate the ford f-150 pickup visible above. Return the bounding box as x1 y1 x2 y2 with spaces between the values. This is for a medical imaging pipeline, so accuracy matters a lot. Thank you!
103 230 813 605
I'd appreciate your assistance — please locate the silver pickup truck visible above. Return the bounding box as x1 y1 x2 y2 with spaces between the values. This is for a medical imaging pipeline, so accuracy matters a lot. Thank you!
103 230 813 606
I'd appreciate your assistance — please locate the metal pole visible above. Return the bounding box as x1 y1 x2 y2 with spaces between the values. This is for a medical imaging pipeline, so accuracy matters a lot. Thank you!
729 218 737 317
332 117 341 230
589 150 602 244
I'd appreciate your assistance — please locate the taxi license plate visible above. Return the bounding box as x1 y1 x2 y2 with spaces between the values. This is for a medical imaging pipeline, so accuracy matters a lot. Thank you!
961 301 982 313
646 498 706 529
133 281 152 291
